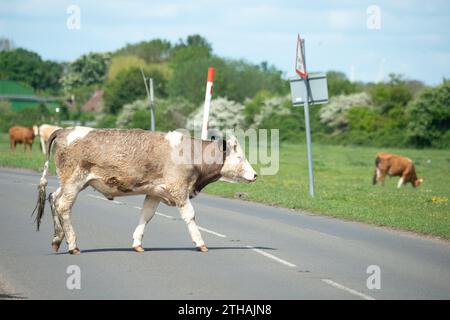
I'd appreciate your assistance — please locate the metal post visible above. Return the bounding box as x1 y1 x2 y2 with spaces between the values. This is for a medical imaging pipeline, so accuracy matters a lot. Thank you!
303 83 315 197
301 39 314 197
149 78 155 131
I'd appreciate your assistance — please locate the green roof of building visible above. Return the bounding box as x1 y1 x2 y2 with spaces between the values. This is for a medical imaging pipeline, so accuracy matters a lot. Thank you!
0 79 60 111
0 80 34 95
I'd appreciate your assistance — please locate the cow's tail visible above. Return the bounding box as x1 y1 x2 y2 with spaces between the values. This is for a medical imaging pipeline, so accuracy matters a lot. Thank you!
32 129 61 231
372 155 381 185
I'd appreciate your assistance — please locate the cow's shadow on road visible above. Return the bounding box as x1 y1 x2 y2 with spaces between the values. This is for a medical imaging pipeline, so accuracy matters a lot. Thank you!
56 246 275 254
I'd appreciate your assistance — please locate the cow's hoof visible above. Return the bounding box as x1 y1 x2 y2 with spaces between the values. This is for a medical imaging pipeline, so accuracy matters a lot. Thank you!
69 247 81 255
52 243 61 252
133 245 145 253
197 245 208 252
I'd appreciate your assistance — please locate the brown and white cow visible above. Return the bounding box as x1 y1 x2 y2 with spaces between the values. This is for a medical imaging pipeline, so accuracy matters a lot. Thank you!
38 124 62 154
372 152 423 188
32 127 257 254
9 125 38 151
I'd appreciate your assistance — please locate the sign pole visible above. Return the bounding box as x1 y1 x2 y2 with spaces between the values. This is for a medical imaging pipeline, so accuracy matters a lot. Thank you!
141 67 156 131
303 82 315 197
295 36 315 197
302 39 315 197
149 78 155 131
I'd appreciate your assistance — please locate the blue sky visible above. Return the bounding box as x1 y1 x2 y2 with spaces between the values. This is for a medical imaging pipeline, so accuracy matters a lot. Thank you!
1 0 449 85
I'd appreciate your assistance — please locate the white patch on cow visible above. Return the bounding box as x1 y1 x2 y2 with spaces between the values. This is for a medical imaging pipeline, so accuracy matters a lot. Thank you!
165 131 183 148
376 168 381 180
67 126 93 145
397 177 404 188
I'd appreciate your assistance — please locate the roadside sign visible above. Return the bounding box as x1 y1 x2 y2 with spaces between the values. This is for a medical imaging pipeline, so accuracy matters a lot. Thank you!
290 35 329 198
290 73 329 106
295 34 307 79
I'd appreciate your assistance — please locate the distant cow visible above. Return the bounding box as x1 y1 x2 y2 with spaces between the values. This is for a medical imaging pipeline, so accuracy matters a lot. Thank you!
9 126 38 151
373 152 423 188
38 124 62 154
33 127 257 255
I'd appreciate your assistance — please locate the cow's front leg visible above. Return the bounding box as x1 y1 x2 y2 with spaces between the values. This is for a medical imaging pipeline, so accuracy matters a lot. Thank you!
132 195 159 252
397 177 405 188
178 198 207 252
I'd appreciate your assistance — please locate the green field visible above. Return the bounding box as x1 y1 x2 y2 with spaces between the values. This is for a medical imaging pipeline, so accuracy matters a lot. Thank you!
1 133 449 239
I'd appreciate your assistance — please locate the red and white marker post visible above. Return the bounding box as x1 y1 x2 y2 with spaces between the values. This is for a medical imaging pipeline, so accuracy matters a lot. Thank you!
201 67 215 140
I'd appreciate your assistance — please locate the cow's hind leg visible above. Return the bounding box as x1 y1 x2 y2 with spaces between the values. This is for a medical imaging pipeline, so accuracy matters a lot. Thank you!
54 181 85 254
132 195 159 252
49 187 65 252
178 198 207 252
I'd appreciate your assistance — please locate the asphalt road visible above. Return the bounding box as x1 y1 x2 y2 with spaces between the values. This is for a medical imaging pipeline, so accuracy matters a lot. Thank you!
0 168 449 300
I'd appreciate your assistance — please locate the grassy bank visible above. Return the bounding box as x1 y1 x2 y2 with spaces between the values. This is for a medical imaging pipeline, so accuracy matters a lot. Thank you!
1 133 449 239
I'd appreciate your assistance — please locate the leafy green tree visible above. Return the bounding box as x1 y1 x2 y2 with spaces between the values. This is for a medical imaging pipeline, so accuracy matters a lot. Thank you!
368 74 413 114
326 71 361 97
168 56 287 105
61 52 111 93
104 67 167 114
406 81 450 148
0 48 63 93
115 39 172 63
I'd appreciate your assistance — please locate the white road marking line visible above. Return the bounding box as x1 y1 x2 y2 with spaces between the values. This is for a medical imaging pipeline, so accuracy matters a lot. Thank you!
245 246 296 268
156 212 177 220
321 279 375 300
133 207 226 237
198 226 227 238
133 206 177 220
86 194 124 205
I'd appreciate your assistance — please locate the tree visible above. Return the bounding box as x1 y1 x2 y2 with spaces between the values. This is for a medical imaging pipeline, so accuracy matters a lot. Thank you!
115 39 172 63
326 71 361 97
0 48 63 93
319 92 372 132
406 81 450 148
368 74 413 114
60 52 111 93
104 67 167 114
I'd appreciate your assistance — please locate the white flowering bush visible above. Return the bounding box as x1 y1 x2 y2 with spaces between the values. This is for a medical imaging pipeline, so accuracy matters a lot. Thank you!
251 95 291 128
319 92 372 132
187 97 245 131
116 99 147 128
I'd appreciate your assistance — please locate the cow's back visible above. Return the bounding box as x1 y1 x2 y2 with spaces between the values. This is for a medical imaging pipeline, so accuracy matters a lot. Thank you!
52 128 185 185
376 152 411 176
9 126 33 142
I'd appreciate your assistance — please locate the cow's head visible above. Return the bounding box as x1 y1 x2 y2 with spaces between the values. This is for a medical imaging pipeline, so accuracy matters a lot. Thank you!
220 135 257 183
413 178 423 188
32 125 39 136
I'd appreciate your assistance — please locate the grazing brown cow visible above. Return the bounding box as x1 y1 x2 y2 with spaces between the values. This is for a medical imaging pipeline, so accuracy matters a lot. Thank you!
32 127 257 254
9 126 38 151
373 152 423 188
38 124 62 154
